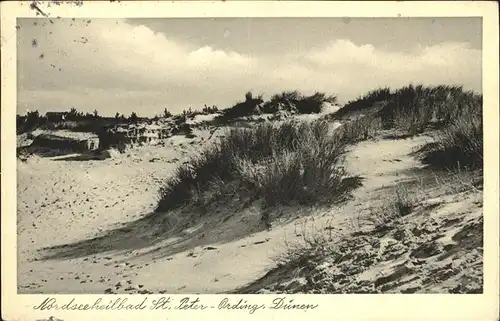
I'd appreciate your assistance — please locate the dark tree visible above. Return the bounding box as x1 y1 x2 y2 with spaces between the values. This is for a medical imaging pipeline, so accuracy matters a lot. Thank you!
245 91 253 102
129 112 138 122
163 108 172 118
26 110 40 124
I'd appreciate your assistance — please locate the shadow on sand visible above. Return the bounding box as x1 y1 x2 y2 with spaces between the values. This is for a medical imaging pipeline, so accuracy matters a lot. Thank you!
37 203 269 261
52 150 111 161
38 176 364 262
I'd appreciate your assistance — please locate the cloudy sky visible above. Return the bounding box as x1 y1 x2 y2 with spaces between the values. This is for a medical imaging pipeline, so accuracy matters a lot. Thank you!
17 17 482 117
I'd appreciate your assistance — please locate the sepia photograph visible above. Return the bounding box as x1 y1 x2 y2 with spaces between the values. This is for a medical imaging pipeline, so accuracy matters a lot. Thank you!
2 1 499 320
15 14 486 295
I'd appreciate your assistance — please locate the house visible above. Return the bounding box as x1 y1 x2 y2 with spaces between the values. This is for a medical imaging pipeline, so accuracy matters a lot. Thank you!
31 131 99 153
45 112 69 122
105 121 173 147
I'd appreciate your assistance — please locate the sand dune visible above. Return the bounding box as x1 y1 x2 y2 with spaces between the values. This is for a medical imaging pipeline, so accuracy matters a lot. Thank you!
17 126 482 294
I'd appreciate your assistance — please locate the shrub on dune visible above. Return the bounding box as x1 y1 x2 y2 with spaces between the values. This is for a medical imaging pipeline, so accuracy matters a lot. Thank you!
327 84 483 173
156 120 358 213
295 92 338 114
330 87 391 119
331 84 481 135
235 123 348 207
261 91 337 115
421 111 483 170
332 115 382 145
378 84 482 134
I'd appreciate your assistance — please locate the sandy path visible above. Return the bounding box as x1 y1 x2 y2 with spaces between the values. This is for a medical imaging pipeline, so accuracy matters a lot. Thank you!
18 131 445 294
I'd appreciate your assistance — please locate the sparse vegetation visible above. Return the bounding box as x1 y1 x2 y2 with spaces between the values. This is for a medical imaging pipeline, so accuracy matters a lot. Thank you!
359 184 415 231
391 184 414 217
329 84 483 171
435 166 483 194
275 218 341 269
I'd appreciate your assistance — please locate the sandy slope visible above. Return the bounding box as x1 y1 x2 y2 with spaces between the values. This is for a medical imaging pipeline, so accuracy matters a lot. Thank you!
17 128 482 294
234 136 483 294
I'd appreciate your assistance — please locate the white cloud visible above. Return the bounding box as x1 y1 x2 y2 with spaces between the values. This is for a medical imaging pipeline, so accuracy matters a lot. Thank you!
269 39 482 100
18 20 481 116
302 39 481 93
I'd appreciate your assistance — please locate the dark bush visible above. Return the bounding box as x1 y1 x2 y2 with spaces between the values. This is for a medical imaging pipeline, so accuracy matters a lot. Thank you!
156 120 358 213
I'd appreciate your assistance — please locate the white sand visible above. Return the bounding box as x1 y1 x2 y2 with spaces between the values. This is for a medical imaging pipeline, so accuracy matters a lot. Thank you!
17 127 483 294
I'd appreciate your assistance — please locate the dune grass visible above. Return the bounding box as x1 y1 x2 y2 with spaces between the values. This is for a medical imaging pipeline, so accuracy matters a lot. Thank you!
378 85 481 134
332 115 382 145
332 85 481 132
248 84 483 294
329 84 483 170
420 110 483 170
157 84 482 215
262 91 337 114
156 120 360 213
331 87 391 119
